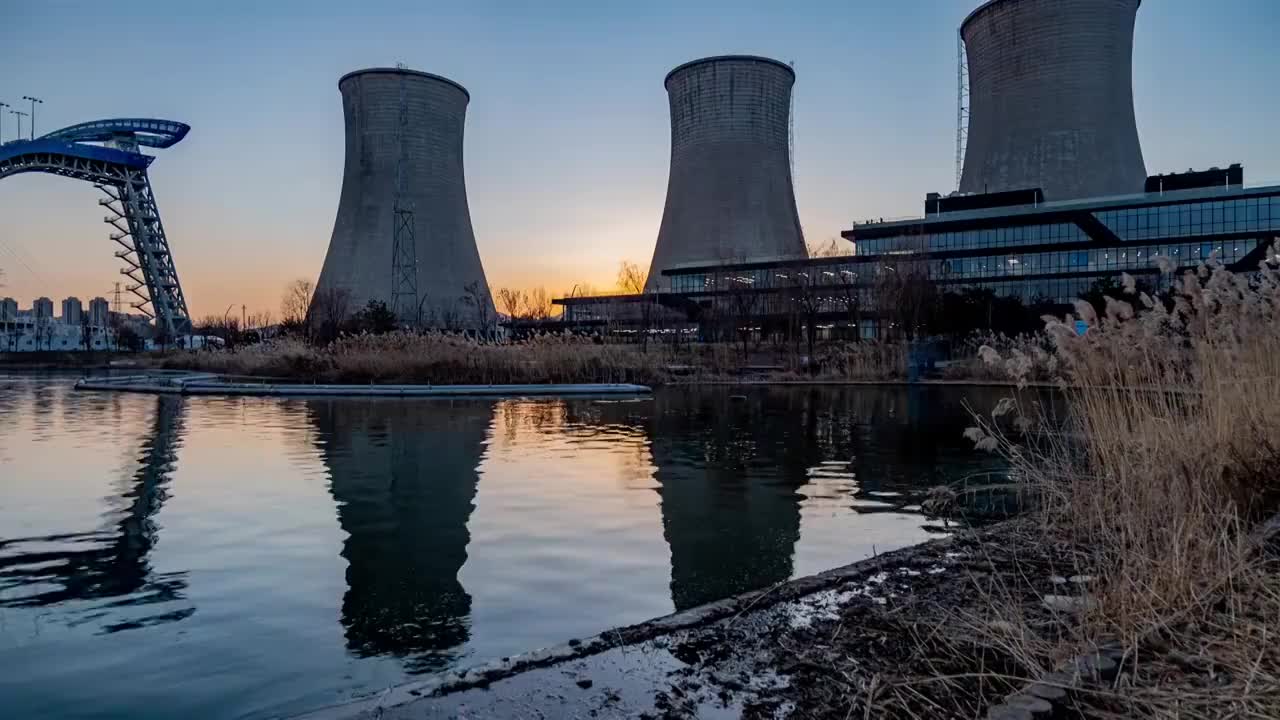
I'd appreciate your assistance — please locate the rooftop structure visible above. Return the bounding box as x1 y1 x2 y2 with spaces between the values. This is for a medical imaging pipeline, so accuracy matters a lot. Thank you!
646 55 806 287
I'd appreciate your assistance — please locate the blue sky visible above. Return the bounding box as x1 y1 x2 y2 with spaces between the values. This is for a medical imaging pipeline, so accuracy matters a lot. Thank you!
1 0 1276 317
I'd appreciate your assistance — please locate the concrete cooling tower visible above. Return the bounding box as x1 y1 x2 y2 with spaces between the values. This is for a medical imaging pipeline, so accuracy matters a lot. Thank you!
315 67 494 327
646 56 806 288
959 0 1146 201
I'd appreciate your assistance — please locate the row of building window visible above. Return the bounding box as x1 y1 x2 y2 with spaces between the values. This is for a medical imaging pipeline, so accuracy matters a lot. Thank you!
667 239 1259 294
856 221 1090 255
693 274 1153 315
1096 196 1280 241
935 240 1257 280
957 277 1153 306
853 193 1280 256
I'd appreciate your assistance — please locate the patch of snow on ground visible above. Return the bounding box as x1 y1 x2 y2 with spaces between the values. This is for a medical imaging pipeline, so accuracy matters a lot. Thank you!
784 587 865 629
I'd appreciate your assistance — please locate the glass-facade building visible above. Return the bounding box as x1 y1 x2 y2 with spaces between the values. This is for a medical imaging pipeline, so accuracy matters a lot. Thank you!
557 173 1280 334
662 181 1279 306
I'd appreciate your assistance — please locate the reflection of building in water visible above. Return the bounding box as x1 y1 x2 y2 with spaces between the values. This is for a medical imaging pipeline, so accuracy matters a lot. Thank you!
643 391 822 610
570 388 1015 611
308 399 492 672
0 395 191 630
838 386 1013 498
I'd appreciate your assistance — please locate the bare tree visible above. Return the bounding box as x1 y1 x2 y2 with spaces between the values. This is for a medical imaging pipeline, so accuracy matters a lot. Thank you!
722 273 762 360
438 299 463 332
108 312 120 352
616 260 648 295
194 314 243 349
247 310 274 331
462 281 494 338
525 287 554 321
281 279 314 335
786 269 825 365
807 240 863 342
37 317 54 351
310 287 351 343
807 237 852 258
416 294 438 329
832 265 864 342
497 287 527 321
873 231 935 341
614 261 657 349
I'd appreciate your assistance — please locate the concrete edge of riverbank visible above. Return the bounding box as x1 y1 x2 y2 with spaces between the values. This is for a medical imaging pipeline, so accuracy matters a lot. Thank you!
73 373 654 398
671 379 1055 388
288 534 958 720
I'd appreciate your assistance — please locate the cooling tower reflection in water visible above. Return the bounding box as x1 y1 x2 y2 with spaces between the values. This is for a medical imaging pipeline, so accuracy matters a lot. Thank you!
306 398 491 672
0 377 1011 719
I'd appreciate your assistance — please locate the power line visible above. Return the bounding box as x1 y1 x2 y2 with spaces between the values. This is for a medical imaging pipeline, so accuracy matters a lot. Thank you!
0 238 47 287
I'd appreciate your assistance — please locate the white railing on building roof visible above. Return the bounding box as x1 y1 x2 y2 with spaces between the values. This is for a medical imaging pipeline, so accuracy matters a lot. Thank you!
849 212 921 224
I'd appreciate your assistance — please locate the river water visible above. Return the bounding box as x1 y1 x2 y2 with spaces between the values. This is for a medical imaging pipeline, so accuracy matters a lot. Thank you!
0 374 1008 719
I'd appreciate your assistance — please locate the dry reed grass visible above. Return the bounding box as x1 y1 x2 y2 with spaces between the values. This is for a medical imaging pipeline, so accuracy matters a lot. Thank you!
159 332 921 385
816 341 910 380
952 256 1280 717
160 331 671 385
941 332 1056 383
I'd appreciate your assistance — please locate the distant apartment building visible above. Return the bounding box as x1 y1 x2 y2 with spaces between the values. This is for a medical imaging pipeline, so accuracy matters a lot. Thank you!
61 296 83 326
0 297 16 323
89 297 110 327
32 297 54 322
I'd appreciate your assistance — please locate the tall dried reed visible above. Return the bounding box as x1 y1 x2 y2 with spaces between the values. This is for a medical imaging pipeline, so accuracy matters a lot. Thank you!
817 341 910 380
161 331 671 385
964 256 1280 715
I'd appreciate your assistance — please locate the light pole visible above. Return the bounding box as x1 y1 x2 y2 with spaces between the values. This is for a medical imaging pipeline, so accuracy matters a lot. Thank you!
223 303 236 347
21 96 42 139
9 110 28 140
0 102 8 143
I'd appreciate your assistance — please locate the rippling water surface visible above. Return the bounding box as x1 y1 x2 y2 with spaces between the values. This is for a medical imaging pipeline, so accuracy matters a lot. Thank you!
0 374 1008 719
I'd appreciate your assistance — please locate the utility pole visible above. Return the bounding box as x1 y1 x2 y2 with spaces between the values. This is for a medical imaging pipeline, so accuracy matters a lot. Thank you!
9 110 28 141
0 102 8 143
21 96 42 139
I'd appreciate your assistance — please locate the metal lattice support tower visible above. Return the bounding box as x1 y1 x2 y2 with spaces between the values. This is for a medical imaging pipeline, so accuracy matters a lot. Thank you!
97 174 192 337
955 28 969 192
389 64 419 323
391 209 418 321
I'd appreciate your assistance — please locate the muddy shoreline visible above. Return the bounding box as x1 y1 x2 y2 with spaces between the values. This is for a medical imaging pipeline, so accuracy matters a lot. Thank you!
294 517 1138 719
293 524 1004 719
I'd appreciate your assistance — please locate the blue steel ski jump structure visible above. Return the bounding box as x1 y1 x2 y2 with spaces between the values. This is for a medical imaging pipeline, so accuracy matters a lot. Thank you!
0 119 193 337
